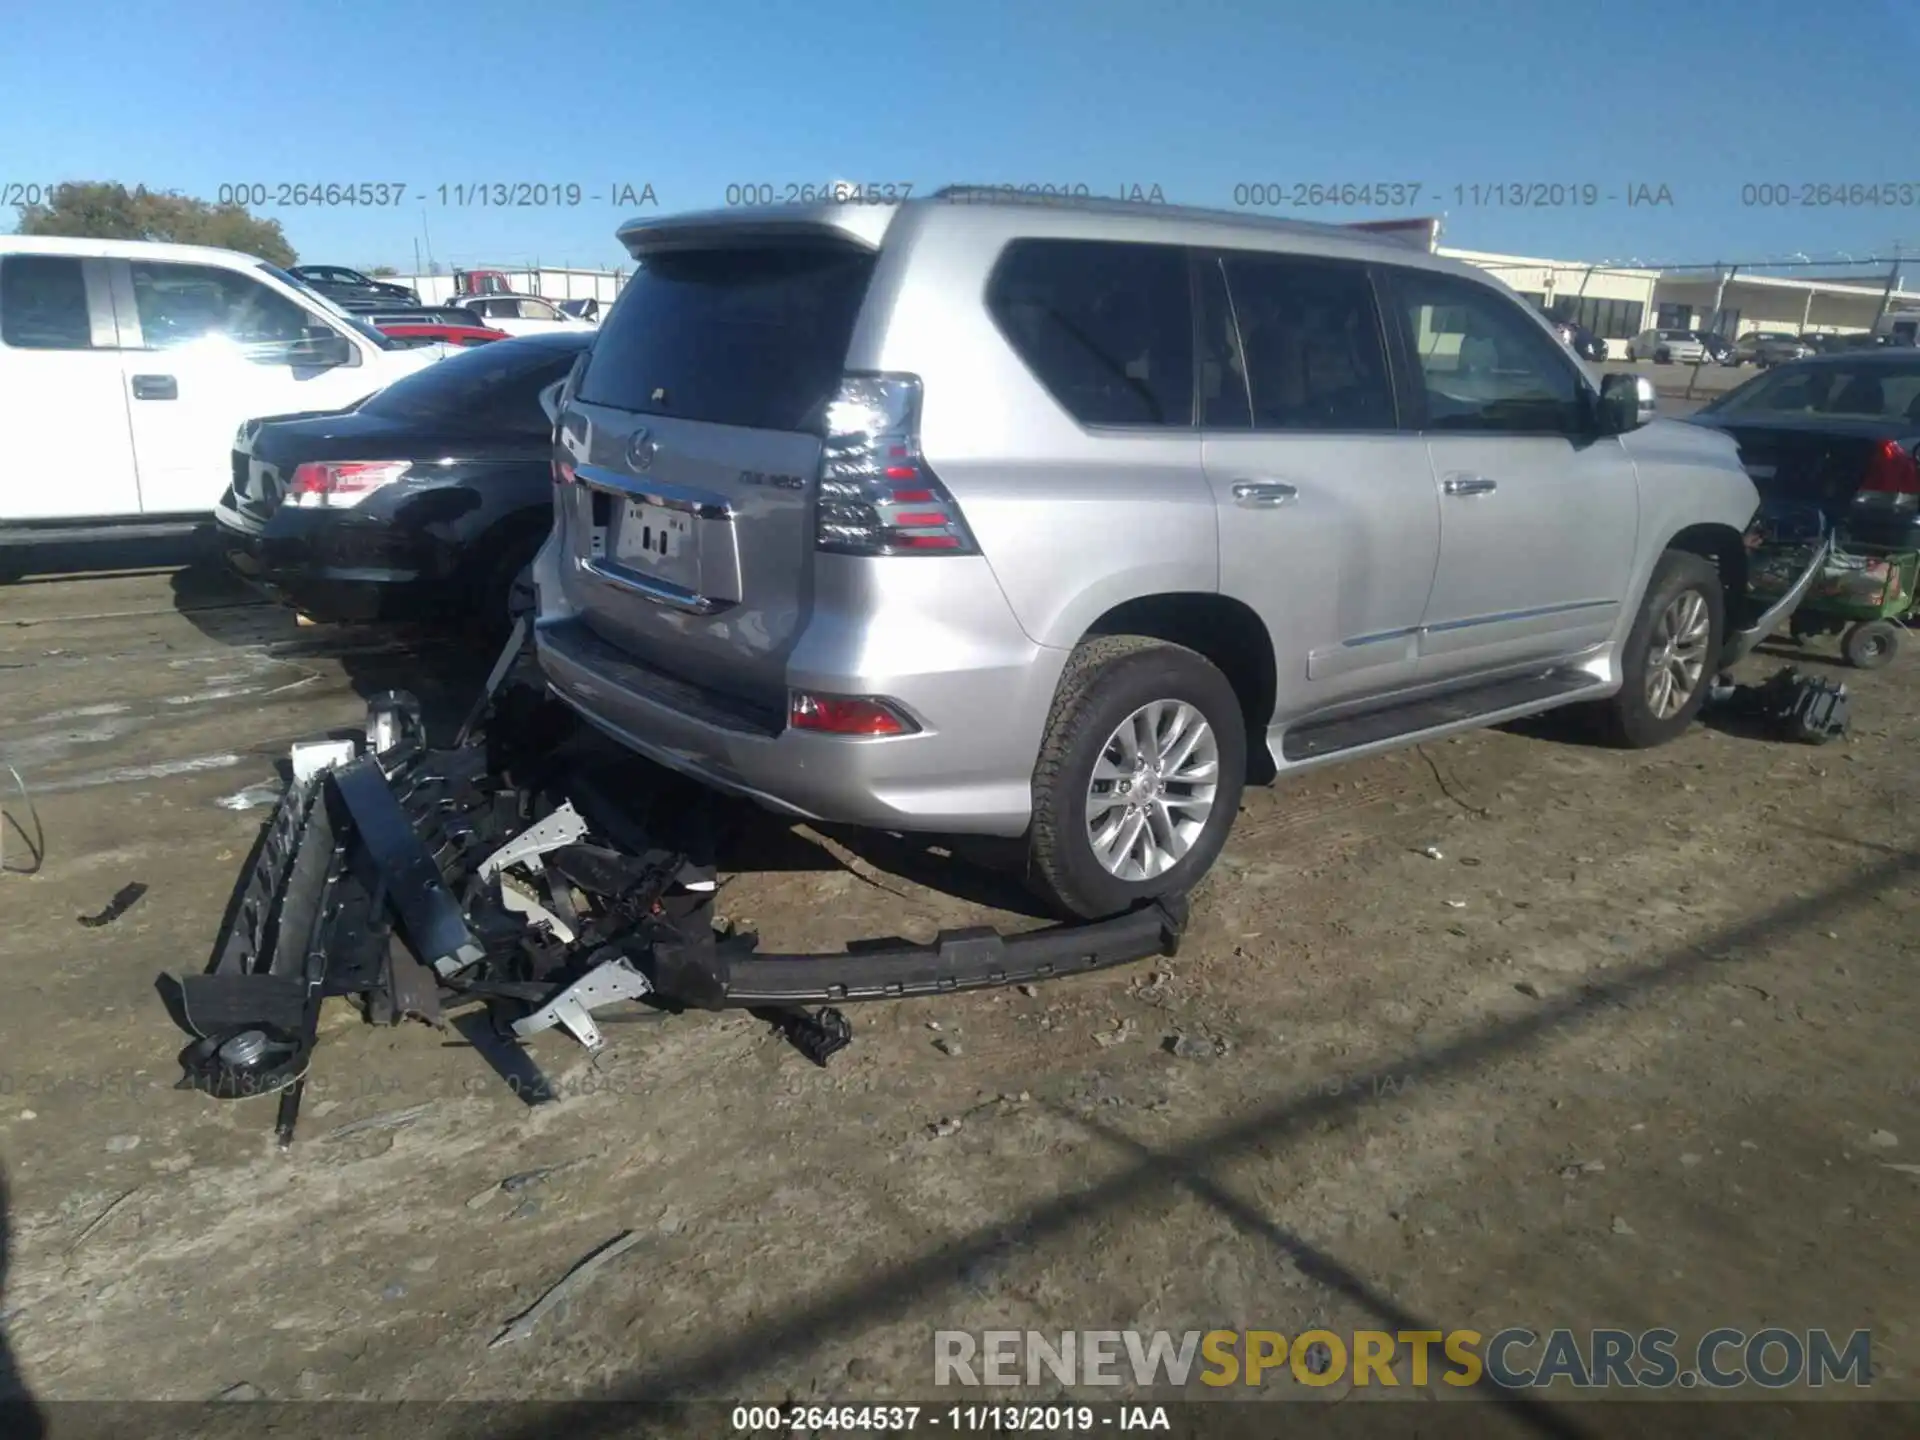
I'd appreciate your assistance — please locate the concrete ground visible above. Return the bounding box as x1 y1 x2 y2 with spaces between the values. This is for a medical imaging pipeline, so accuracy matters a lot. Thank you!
0 560 1915 1434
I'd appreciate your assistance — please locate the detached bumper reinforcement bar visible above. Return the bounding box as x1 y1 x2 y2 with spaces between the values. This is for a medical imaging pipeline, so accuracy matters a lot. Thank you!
649 900 1188 1010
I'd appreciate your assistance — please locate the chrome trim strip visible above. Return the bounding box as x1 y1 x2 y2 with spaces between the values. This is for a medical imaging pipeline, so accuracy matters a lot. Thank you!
1422 597 1616 635
574 556 728 615
1344 625 1420 648
576 463 732 520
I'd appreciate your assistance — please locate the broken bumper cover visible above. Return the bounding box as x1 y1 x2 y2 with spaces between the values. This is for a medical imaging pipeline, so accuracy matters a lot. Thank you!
159 664 1189 1140
1721 534 1832 670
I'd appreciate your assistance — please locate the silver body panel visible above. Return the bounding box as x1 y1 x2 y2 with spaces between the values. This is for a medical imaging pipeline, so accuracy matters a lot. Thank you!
534 196 1760 836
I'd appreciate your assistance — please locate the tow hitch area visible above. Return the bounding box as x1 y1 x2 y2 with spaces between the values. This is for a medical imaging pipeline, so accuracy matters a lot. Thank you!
158 623 1188 1144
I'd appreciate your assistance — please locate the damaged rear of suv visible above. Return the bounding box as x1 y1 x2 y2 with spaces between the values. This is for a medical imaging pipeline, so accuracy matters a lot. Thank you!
532 191 1826 919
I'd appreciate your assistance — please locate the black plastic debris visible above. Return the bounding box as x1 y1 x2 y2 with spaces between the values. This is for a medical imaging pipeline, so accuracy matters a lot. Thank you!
158 629 1189 1143
1706 666 1851 745
78 881 147 928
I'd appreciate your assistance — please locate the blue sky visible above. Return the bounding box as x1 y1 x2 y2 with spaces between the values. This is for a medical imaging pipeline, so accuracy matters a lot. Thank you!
4 0 1919 276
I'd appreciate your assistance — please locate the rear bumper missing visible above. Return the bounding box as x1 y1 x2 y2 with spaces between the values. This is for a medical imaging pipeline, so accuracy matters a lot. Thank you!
535 616 1044 836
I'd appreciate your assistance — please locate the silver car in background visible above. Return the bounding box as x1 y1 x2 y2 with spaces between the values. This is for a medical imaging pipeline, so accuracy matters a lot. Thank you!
1627 328 1708 364
1733 331 1815 367
532 190 1797 919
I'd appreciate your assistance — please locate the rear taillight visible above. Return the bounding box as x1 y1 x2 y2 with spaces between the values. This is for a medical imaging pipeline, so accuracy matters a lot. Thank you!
286 461 411 509
1858 439 1920 498
816 375 978 556
553 458 577 487
788 692 918 736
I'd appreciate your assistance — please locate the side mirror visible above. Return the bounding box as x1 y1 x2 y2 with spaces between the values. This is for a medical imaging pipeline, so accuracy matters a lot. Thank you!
1597 372 1657 434
283 328 354 369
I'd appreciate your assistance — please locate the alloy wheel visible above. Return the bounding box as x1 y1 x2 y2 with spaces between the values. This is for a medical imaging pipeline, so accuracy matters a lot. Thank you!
1646 589 1711 719
1085 700 1220 880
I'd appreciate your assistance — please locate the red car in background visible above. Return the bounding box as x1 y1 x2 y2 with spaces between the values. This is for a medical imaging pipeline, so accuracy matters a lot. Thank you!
375 320 510 349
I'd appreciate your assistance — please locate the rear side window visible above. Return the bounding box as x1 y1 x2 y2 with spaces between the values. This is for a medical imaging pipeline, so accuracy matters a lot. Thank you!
1 256 94 350
988 240 1193 427
1217 253 1395 431
1712 363 1920 422
579 245 877 432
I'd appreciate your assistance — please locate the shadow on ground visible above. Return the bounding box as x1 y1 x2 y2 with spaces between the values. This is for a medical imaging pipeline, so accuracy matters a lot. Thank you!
0 1171 45 1440
464 843 1920 1439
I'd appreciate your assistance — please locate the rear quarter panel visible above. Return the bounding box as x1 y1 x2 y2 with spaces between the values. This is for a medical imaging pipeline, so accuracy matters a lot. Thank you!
851 207 1217 652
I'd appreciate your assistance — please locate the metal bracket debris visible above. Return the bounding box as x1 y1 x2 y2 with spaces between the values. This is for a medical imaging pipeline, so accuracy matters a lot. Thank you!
478 801 587 880
509 954 654 1052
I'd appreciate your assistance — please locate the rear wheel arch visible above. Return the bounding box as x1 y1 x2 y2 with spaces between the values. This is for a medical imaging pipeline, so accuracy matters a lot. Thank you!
1080 592 1278 784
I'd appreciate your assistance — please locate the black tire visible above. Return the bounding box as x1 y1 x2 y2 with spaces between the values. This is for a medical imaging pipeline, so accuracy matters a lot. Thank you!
1027 636 1247 921
1842 619 1899 669
467 533 545 640
1597 550 1725 748
1655 347 1671 364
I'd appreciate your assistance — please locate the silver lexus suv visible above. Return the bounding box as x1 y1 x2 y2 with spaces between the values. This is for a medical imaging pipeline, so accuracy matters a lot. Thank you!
532 189 1801 919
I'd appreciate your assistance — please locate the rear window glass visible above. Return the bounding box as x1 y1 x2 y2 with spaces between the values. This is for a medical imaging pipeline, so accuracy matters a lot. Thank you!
577 246 877 432
361 336 587 434
988 239 1193 427
0 255 93 349
1710 363 1920 422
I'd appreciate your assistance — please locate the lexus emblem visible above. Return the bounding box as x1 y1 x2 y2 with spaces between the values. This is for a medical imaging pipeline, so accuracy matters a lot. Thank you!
627 427 656 471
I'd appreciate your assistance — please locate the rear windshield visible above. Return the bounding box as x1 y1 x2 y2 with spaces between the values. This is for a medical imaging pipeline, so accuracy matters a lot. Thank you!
1707 362 1920 422
361 336 588 433
576 245 876 432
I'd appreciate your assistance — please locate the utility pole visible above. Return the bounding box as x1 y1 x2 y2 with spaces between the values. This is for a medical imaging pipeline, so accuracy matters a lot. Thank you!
1686 262 1736 402
1871 243 1903 333
1707 262 1736 336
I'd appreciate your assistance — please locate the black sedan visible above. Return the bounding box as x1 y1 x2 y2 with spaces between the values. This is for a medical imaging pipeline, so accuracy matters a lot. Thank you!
288 265 422 309
1695 331 1736 366
1688 350 1920 548
214 332 590 628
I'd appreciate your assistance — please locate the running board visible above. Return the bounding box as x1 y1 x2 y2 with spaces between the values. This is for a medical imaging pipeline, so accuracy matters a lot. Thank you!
1280 668 1601 762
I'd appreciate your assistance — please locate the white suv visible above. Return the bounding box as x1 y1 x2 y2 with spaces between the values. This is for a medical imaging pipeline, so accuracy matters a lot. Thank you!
0 236 453 547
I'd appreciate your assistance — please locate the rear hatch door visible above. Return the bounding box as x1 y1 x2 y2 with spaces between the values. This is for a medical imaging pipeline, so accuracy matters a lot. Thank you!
554 225 884 715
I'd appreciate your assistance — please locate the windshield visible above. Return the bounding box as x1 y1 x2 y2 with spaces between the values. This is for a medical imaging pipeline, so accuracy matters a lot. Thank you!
255 261 397 350
360 335 587 431
1706 362 1920 421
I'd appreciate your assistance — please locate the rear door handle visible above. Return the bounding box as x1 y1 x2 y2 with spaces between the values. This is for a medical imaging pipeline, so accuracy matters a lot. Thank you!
131 374 178 401
1442 474 1497 497
1231 480 1299 509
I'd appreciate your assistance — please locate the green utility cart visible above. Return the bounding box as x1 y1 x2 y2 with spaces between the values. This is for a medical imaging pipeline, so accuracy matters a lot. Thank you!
1753 538 1919 669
